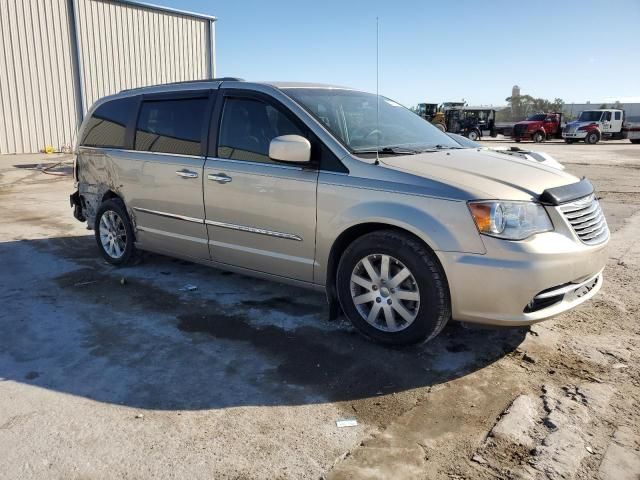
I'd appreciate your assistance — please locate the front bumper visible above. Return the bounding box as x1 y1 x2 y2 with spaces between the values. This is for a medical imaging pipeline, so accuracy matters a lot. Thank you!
512 132 533 140
563 131 587 139
436 227 608 326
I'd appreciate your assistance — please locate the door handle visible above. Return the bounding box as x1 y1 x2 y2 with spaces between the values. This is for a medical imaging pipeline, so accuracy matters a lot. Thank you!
176 169 199 179
207 173 232 184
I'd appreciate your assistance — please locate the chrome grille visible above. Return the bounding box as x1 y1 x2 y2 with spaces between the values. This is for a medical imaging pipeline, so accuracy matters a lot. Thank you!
559 194 609 245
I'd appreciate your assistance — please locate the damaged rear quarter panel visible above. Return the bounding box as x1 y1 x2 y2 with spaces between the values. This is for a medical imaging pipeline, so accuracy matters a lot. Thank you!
77 147 138 229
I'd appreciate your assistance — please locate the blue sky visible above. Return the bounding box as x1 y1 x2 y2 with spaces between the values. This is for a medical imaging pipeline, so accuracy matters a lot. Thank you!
150 0 640 107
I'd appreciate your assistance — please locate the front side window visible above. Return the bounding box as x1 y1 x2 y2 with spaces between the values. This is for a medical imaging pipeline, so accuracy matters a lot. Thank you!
135 98 208 156
217 97 304 164
283 88 460 153
81 96 137 148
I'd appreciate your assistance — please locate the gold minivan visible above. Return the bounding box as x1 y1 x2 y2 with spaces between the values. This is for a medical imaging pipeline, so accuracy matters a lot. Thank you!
71 79 609 345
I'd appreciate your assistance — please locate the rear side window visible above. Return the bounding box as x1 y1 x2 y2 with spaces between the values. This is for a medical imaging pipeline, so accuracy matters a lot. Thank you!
81 96 137 148
135 98 208 156
217 97 304 164
614 111 621 120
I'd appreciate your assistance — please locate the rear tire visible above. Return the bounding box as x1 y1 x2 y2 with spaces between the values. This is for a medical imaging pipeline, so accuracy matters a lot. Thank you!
467 130 479 141
336 230 451 345
94 198 136 266
533 131 545 143
585 131 600 144
564 138 574 144
631 139 640 144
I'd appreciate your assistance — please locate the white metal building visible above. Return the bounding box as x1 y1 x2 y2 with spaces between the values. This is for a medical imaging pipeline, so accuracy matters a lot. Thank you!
0 0 216 154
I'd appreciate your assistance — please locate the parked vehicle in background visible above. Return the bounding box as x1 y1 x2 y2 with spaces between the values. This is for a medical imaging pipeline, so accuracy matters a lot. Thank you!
622 119 640 144
512 113 564 143
563 109 625 144
444 107 497 140
71 79 609 345
416 103 447 131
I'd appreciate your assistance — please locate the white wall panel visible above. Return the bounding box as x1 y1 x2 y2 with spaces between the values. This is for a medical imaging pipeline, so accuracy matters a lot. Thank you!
0 0 79 154
0 0 215 154
75 0 210 114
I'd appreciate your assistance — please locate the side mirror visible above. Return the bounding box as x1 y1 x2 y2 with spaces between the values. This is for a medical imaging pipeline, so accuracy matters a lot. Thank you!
269 135 311 163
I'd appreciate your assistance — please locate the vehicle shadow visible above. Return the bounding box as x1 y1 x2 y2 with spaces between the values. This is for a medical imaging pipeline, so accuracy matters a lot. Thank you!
0 235 528 413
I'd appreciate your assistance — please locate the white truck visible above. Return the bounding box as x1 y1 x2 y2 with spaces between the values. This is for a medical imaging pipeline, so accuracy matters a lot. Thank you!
563 108 626 144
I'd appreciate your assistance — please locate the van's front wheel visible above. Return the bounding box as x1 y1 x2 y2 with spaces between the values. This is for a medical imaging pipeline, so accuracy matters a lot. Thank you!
336 231 450 345
95 198 136 266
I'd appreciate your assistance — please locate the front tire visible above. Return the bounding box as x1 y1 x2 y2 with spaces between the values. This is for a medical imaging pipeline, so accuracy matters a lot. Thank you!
94 198 136 266
467 130 479 141
631 139 640 144
336 231 451 345
533 131 545 143
585 131 600 144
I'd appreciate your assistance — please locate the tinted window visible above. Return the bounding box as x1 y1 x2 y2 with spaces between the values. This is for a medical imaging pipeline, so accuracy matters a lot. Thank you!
81 96 137 148
135 98 208 156
217 98 304 164
614 111 621 120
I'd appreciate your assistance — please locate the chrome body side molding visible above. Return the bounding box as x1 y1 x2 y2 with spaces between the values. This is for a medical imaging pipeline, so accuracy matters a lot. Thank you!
205 219 303 241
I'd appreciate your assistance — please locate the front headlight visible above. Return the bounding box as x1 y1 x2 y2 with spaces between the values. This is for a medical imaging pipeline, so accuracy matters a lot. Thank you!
468 201 553 240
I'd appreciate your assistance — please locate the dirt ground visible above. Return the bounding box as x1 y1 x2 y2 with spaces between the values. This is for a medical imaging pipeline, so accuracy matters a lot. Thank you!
1 139 639 480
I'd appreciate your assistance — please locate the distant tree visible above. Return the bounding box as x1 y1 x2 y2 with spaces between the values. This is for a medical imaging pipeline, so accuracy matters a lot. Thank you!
497 95 565 122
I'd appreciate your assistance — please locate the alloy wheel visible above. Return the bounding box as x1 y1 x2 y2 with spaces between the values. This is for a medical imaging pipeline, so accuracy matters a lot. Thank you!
99 210 127 259
349 254 420 332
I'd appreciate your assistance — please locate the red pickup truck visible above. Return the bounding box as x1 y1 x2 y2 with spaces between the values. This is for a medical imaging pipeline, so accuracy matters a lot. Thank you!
512 113 563 143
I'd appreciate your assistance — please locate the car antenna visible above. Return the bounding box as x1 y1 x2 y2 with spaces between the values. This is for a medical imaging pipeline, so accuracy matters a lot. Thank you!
375 16 380 166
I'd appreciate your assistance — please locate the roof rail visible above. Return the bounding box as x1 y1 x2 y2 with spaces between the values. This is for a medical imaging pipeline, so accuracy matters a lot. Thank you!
120 77 244 93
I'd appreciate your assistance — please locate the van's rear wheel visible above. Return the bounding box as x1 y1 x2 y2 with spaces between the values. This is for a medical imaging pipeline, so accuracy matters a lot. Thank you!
336 231 450 345
95 198 136 266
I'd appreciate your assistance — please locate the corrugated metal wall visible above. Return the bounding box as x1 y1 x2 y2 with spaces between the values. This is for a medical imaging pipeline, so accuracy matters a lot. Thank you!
0 0 79 154
75 0 211 113
0 0 214 154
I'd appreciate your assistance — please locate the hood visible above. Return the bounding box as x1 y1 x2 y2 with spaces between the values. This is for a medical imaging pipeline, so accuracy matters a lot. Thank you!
515 120 543 127
566 120 597 129
380 148 578 201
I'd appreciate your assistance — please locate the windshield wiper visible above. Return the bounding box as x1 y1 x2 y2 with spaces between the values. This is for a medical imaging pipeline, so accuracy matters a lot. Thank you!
432 144 464 150
353 146 424 155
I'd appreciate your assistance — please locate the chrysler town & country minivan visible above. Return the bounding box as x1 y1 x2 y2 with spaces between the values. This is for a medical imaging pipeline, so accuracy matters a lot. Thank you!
71 79 609 345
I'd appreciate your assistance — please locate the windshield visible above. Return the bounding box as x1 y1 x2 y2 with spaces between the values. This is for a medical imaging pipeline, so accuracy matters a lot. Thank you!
282 88 460 153
446 132 481 148
527 114 546 121
578 111 603 122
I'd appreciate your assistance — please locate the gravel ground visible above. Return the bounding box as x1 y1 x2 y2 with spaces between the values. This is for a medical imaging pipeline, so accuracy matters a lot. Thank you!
1 140 639 479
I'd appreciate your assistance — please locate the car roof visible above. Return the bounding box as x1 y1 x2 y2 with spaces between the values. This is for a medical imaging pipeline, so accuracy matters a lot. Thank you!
118 79 354 95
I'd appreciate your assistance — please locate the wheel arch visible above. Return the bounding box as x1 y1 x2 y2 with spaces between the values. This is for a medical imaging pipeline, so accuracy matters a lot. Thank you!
101 189 122 203
324 220 449 320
